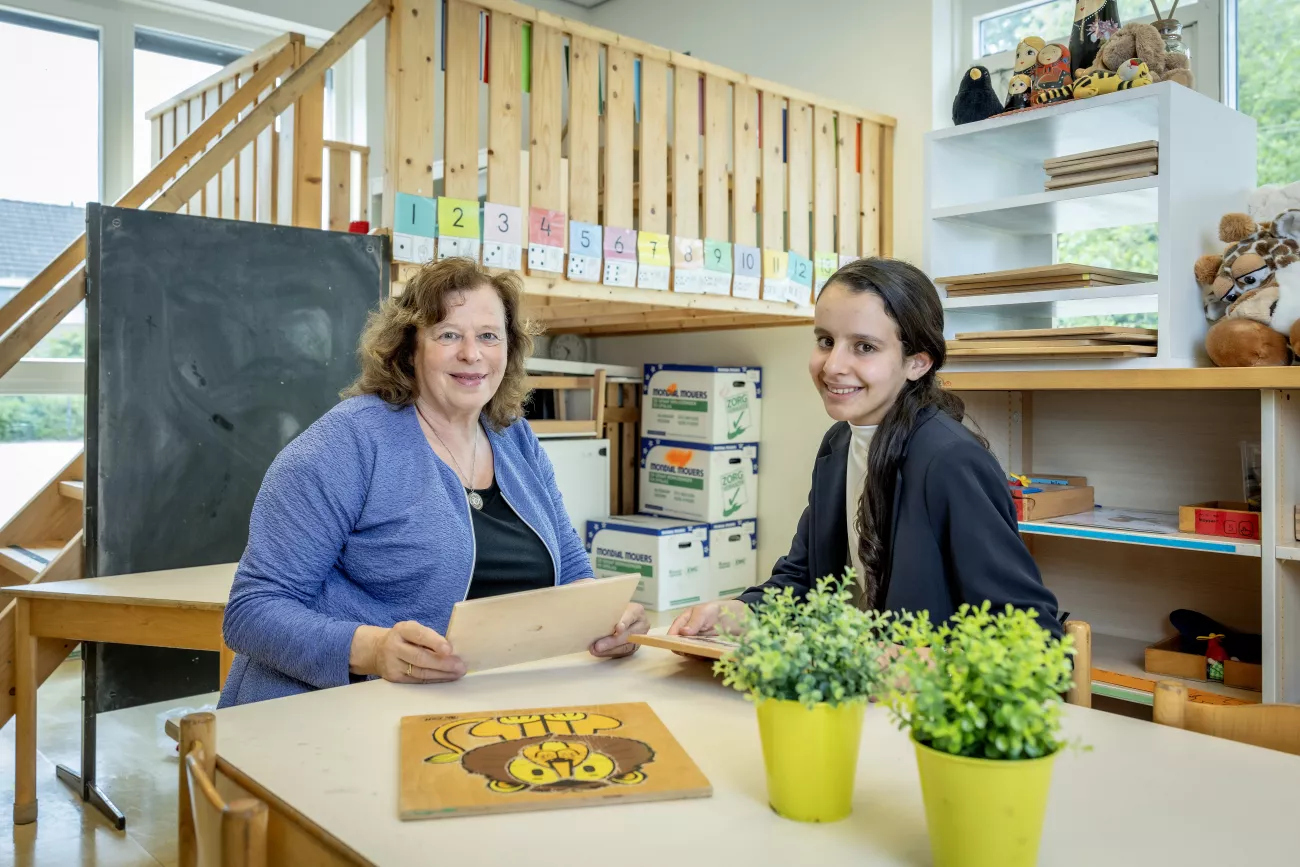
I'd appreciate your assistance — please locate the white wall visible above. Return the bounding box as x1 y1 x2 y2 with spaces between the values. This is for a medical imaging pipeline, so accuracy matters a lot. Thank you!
588 0 944 579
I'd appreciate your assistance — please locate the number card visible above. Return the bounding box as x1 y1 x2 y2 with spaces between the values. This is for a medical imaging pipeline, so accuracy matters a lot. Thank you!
436 197 481 261
701 239 732 296
672 238 704 294
567 221 603 283
762 249 789 303
787 251 814 307
527 208 566 274
603 227 637 287
393 192 437 263
732 244 761 300
637 231 671 291
482 202 522 270
814 252 838 298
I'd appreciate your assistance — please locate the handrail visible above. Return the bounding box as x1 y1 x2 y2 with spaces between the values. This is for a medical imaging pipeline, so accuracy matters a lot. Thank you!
144 33 301 121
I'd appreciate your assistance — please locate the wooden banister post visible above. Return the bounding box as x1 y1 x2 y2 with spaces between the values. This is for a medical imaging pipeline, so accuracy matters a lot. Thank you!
293 44 325 228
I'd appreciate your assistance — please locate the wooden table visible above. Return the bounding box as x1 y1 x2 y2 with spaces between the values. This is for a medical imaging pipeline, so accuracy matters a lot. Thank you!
5 563 236 826
211 639 1300 866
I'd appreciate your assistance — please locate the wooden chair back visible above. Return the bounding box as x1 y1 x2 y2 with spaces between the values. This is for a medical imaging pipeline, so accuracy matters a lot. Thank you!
1065 620 1091 708
527 369 607 436
1153 680 1300 755
179 712 268 867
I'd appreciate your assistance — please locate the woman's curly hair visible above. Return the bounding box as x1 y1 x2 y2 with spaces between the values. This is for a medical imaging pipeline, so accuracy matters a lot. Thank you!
342 257 541 431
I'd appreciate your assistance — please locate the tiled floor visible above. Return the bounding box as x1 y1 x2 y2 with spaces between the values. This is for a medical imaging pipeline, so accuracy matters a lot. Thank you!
0 660 218 867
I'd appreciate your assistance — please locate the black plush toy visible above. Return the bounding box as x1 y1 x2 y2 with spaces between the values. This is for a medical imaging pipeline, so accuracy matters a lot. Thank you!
953 65 1003 125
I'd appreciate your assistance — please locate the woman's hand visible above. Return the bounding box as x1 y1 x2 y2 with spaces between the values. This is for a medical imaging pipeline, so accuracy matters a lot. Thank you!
350 622 467 683
590 603 650 658
668 599 749 638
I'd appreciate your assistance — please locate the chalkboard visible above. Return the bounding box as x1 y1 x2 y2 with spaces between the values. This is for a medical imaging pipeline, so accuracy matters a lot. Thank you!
84 204 388 712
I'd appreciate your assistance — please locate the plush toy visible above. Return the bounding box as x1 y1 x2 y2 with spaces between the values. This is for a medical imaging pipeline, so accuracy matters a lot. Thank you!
1248 181 1300 223
1032 43 1074 106
953 65 1004 125
1084 21 1194 88
1070 0 1123 77
1071 59 1153 99
1196 211 1300 367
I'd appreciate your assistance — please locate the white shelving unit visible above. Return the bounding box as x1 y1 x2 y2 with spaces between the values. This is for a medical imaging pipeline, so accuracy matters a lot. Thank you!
923 82 1257 369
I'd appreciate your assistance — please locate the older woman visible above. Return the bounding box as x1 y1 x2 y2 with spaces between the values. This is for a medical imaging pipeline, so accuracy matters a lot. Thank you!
219 258 647 707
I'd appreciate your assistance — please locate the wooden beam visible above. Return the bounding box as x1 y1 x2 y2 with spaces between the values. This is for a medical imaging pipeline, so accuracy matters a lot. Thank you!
328 147 352 231
529 23 564 213
813 105 835 255
443 0 481 201
638 57 668 234
293 45 325 228
567 35 600 225
861 120 882 258
703 75 729 242
760 90 785 251
486 10 522 208
732 84 759 247
673 68 700 240
0 269 85 382
604 47 635 229
385 0 437 224
786 100 811 257
837 117 859 257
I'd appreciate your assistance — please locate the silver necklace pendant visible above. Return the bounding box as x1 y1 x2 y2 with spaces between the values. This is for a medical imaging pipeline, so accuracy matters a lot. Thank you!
467 488 484 510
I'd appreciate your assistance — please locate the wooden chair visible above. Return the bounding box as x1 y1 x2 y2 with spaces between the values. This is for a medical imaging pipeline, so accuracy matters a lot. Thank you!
1153 680 1300 755
1065 620 1092 708
179 712 268 867
526 369 607 437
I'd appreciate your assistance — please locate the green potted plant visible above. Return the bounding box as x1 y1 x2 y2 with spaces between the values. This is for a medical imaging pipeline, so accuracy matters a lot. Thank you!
713 572 892 823
886 601 1076 867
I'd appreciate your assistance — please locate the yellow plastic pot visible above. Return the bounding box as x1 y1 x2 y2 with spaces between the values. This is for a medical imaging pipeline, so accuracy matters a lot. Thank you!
913 737 1056 867
755 697 866 822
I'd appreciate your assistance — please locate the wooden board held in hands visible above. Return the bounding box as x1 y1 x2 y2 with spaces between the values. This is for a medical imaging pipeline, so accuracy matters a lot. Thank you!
445 575 638 673
399 701 712 819
629 632 738 660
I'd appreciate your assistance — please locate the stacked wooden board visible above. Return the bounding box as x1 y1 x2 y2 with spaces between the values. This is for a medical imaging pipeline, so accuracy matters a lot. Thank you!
935 264 1156 298
947 326 1158 361
1043 140 1158 191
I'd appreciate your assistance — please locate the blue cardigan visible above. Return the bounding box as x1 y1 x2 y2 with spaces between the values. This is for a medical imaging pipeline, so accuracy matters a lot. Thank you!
218 394 592 707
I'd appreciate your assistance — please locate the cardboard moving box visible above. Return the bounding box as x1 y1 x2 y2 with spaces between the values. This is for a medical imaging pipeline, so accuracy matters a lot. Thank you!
643 364 762 444
586 516 710 611
639 438 759 524
708 519 757 599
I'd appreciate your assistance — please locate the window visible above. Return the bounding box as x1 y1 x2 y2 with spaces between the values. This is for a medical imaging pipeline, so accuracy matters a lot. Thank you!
977 1 1199 56
132 29 243 184
0 9 97 405
1229 0 1300 186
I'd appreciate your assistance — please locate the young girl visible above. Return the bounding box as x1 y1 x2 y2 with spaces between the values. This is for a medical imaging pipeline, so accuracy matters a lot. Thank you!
669 258 1062 638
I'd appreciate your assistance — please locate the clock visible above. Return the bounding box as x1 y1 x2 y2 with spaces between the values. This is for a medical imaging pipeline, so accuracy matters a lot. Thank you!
550 333 587 362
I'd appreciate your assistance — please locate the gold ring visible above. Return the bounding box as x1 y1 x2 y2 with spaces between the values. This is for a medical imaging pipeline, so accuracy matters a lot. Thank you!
406 661 413 677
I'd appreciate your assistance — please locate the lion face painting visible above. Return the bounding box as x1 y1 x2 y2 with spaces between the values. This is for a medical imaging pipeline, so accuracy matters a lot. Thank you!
398 703 712 820
423 712 655 794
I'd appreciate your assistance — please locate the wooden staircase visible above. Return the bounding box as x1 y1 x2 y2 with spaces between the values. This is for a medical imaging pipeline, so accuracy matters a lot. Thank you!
0 449 84 728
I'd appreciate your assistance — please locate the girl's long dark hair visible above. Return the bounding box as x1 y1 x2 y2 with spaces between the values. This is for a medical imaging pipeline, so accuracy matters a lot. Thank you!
831 258 987 610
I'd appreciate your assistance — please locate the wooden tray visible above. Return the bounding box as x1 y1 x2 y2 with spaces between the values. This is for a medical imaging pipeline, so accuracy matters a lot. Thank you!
1044 140 1158 170
399 702 712 820
954 325 1157 343
948 344 1157 360
935 264 1157 287
1044 147 1158 175
1046 167 1156 190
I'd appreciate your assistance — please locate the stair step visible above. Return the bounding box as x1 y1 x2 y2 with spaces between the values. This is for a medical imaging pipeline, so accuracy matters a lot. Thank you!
0 543 63 581
59 480 84 501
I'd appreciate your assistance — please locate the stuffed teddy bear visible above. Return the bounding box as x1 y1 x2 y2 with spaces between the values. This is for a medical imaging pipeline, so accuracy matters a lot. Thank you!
1083 21 1194 89
1248 182 1300 223
1196 211 1300 367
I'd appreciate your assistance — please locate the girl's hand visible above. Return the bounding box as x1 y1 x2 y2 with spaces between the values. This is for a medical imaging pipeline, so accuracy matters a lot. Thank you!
668 600 749 638
590 603 649 658
351 622 466 683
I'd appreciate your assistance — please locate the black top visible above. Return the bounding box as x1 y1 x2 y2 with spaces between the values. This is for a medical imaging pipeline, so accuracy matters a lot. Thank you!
466 477 555 599
738 407 1063 638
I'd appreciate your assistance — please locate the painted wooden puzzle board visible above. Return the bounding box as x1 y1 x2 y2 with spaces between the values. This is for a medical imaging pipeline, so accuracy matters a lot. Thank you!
398 702 711 820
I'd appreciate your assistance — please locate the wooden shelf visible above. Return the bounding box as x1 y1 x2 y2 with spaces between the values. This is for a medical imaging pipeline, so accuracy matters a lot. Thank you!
1277 546 1300 562
392 264 813 336
942 282 1159 310
1090 632 1260 706
941 367 1300 391
1021 518 1260 557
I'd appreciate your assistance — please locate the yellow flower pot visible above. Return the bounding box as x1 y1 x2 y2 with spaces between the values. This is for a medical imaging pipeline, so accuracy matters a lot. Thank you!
913 737 1057 867
755 697 866 822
